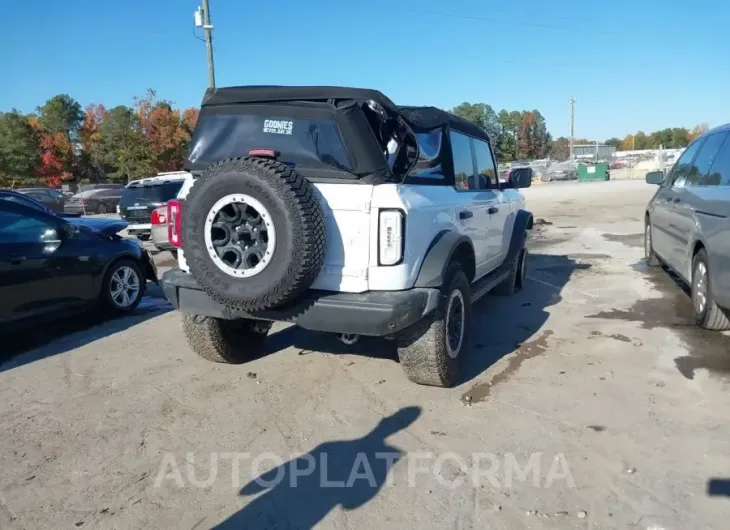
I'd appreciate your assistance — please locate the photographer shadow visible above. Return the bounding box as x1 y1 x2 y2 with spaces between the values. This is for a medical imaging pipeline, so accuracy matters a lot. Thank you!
214 406 421 530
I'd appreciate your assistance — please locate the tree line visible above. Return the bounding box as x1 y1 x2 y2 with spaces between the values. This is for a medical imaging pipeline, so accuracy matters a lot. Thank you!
0 92 712 188
449 102 709 162
0 90 198 188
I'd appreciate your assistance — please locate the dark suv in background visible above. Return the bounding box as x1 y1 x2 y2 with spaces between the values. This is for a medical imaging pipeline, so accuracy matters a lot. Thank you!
119 177 186 240
645 123 730 330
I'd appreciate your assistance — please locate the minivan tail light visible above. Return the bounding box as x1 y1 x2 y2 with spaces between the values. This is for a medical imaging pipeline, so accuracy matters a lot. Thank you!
378 209 404 266
168 200 182 248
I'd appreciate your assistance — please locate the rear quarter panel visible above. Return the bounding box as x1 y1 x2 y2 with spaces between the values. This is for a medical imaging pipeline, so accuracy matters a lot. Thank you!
367 184 463 291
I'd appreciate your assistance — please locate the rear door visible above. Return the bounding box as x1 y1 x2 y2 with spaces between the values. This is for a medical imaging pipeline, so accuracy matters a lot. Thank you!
686 133 730 306
672 132 728 277
472 137 510 268
448 132 491 278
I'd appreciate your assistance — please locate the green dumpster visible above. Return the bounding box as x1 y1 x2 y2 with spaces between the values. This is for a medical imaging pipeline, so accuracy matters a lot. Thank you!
578 163 609 181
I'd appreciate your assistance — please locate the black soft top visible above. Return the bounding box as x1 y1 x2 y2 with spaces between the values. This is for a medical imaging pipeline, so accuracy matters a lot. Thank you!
201 85 491 143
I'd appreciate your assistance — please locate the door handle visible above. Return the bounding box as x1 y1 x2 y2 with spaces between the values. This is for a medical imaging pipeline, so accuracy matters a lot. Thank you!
9 255 26 265
487 206 499 214
459 210 473 220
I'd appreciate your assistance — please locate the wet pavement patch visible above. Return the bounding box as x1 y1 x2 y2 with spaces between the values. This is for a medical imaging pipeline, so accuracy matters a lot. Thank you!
588 265 730 380
587 425 606 432
587 331 632 343
461 330 554 404
602 233 644 248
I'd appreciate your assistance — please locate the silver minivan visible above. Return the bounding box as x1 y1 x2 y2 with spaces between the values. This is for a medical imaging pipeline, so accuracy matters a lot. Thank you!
644 123 730 330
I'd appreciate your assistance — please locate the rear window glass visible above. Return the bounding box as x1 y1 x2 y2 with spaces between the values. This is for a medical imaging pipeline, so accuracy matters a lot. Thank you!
120 182 183 206
188 113 353 172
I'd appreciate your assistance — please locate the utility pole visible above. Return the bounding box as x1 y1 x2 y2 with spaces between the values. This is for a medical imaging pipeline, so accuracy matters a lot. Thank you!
194 1 216 88
569 97 575 162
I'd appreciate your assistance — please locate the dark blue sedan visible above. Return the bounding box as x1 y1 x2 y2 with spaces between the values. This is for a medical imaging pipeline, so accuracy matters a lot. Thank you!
0 191 157 331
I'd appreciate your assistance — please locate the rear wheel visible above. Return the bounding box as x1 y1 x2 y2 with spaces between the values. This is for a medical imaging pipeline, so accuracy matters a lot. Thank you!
182 313 271 363
96 202 107 215
494 237 528 296
691 249 730 331
397 262 471 387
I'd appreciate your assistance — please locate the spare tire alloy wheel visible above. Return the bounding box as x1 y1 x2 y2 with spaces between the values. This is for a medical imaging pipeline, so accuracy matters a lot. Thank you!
205 194 276 278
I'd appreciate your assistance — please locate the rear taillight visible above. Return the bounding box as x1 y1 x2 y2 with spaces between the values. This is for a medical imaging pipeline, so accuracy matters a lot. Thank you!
151 209 166 225
168 200 182 248
378 209 404 266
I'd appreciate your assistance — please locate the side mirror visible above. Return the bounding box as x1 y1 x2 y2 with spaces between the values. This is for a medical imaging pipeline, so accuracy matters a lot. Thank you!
61 223 79 239
646 171 664 185
506 167 533 189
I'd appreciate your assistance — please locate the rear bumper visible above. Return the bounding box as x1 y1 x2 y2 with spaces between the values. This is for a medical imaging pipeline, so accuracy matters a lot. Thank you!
127 223 152 235
161 268 439 336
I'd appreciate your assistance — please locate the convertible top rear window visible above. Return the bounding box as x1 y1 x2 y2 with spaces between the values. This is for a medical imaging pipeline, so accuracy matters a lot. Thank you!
188 113 353 173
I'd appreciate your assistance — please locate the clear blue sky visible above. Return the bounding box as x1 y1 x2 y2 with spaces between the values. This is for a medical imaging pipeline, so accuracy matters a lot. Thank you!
1 0 728 139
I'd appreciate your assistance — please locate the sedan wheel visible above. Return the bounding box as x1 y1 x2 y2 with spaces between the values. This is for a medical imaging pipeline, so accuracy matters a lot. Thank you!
103 260 145 313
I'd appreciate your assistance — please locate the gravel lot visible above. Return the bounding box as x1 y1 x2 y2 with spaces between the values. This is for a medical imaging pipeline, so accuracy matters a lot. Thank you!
2 180 730 529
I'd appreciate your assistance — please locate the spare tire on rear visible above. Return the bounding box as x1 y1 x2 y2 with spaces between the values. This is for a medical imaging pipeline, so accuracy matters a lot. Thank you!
182 157 326 311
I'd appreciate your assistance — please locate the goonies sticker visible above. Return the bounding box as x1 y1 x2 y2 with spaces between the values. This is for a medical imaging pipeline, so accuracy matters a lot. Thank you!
263 119 293 135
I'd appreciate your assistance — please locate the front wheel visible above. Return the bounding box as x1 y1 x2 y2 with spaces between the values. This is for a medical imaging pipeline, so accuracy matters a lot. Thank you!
397 262 471 387
691 249 730 331
101 259 145 313
644 220 661 267
182 314 272 363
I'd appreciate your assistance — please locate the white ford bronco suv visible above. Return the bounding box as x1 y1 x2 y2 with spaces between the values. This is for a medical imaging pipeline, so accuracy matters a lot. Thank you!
161 86 533 387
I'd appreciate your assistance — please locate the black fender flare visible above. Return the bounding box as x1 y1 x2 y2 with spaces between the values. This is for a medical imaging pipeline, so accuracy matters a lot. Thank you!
505 209 533 263
414 231 474 288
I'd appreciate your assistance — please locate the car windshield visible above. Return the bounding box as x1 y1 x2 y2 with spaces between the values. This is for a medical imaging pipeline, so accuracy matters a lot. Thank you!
120 181 184 207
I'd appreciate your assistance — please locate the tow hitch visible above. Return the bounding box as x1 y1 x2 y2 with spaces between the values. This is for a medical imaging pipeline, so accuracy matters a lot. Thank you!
337 333 360 345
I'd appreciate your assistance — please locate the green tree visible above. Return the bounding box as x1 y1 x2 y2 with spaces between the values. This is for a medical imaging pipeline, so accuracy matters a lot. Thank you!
37 94 84 138
604 138 621 148
99 105 153 182
0 111 41 185
450 102 501 143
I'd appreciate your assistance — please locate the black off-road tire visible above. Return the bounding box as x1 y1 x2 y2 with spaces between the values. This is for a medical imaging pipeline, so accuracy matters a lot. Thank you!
494 237 528 296
691 249 730 331
182 313 272 363
182 157 326 312
645 218 661 268
397 262 471 387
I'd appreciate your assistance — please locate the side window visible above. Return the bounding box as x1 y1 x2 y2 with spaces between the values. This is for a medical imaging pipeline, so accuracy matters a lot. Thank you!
687 133 727 186
707 135 730 187
669 138 704 188
0 209 59 244
473 139 498 189
410 130 445 180
450 132 477 190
